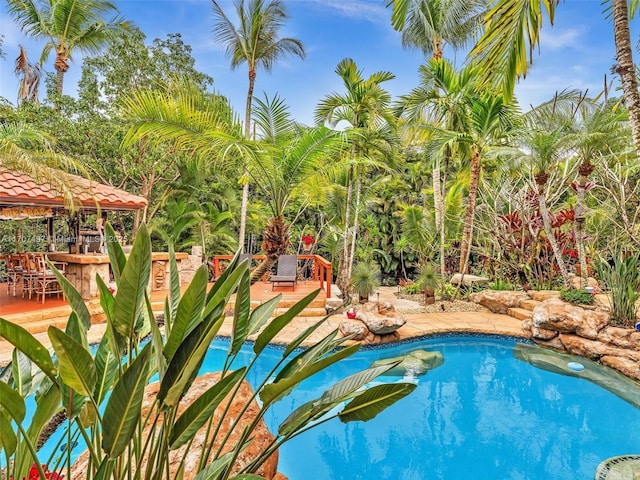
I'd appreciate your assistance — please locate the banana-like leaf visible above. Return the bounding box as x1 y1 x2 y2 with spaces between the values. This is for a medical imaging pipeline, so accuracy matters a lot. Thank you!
65 311 89 351
260 344 359 406
230 268 251 356
113 223 151 338
163 265 208 362
96 273 115 324
338 383 417 423
203 262 246 319
282 316 335 357
105 222 127 284
93 335 118 405
158 308 225 408
46 259 91 331
247 294 281 337
275 330 339 382
102 343 152 458
277 363 400 437
145 291 167 379
61 383 87 419
0 409 17 455
168 242 181 323
192 452 235 480
24 382 61 447
205 250 242 303
254 289 320 354
0 381 26 423
79 401 97 428
11 349 33 396
169 367 246 449
0 318 57 382
48 327 97 397
92 455 115 480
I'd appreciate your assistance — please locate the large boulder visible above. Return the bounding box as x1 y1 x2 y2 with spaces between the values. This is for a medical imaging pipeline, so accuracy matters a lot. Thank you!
72 373 281 480
339 318 369 340
598 326 640 351
532 298 610 340
356 302 406 335
469 290 530 314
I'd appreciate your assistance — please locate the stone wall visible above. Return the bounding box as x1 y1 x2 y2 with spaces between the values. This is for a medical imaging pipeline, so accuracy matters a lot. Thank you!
470 290 640 382
179 246 204 285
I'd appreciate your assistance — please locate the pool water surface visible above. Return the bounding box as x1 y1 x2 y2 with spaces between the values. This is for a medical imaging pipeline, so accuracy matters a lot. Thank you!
203 335 640 480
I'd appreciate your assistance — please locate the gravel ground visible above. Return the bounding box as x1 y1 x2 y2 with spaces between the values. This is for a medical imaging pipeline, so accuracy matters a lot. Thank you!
395 292 489 314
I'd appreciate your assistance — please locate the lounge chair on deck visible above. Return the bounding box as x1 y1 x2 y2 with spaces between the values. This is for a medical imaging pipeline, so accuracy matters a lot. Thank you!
270 255 297 290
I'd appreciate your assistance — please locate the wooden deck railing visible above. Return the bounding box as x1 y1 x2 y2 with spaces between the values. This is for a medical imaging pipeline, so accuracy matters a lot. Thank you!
211 254 333 298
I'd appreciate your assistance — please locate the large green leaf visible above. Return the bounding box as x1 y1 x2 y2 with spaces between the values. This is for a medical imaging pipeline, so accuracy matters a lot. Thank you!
113 223 151 338
282 315 334 357
24 382 61 447
96 273 115 324
260 344 359 406
102 343 152 458
203 261 246 319
158 308 225 408
65 311 89 351
163 265 208 362
277 363 399 437
205 250 241 303
192 452 235 480
275 330 341 382
105 222 127 284
230 268 251 356
168 242 181 322
91 457 115 480
0 410 17 455
0 319 57 382
11 349 33 396
47 259 91 330
145 291 167 379
169 367 246 449
338 383 417 422
246 294 280 337
254 289 320 354
48 327 97 397
93 336 118 405
0 380 26 423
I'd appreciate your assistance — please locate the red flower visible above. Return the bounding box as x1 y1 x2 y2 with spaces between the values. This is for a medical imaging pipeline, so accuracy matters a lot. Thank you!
301 234 315 245
13 463 64 480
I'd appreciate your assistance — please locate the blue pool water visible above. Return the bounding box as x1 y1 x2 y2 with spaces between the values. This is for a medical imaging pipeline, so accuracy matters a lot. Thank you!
203 335 640 480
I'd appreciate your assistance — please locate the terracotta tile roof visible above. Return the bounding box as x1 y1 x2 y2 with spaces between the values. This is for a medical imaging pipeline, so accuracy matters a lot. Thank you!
0 169 147 211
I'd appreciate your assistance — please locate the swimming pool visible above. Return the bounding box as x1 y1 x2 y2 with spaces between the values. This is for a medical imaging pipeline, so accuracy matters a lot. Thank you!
203 335 640 480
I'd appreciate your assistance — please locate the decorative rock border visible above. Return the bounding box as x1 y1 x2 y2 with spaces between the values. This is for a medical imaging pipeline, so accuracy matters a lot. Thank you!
470 290 640 382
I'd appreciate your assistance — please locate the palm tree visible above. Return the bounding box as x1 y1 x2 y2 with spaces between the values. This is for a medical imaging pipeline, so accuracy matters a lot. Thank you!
469 0 640 160
6 0 132 95
248 94 340 282
14 45 42 104
315 58 397 295
211 0 305 251
387 0 485 58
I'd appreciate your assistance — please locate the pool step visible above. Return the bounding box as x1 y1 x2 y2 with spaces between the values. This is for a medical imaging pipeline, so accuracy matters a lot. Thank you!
507 307 533 321
519 299 541 311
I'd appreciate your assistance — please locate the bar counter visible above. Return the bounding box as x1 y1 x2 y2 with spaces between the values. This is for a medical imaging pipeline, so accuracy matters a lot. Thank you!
47 251 189 299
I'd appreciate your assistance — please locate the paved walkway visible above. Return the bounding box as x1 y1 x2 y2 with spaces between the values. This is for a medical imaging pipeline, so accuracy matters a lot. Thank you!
0 287 529 365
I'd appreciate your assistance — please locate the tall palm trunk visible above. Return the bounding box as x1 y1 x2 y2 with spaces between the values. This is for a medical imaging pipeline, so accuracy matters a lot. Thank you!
536 175 570 288
250 214 290 283
458 147 481 273
612 0 640 160
575 159 594 287
347 175 362 281
54 49 68 95
239 68 257 253
336 164 354 296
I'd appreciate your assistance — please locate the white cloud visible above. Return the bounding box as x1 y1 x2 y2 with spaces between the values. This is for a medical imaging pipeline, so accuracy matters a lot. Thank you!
540 27 585 51
304 0 388 24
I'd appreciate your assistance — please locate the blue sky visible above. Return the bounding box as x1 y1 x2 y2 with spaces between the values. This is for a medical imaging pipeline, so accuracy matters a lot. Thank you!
0 0 637 125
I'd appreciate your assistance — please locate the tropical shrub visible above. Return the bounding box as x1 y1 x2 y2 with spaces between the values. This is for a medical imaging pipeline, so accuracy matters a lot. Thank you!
560 288 595 305
597 253 640 328
488 278 517 291
350 262 381 302
0 224 415 480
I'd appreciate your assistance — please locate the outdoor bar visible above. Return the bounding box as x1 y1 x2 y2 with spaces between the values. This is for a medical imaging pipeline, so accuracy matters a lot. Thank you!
0 168 189 300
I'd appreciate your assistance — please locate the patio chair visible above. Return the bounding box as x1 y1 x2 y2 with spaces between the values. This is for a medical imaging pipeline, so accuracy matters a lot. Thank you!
33 254 65 304
270 255 298 290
